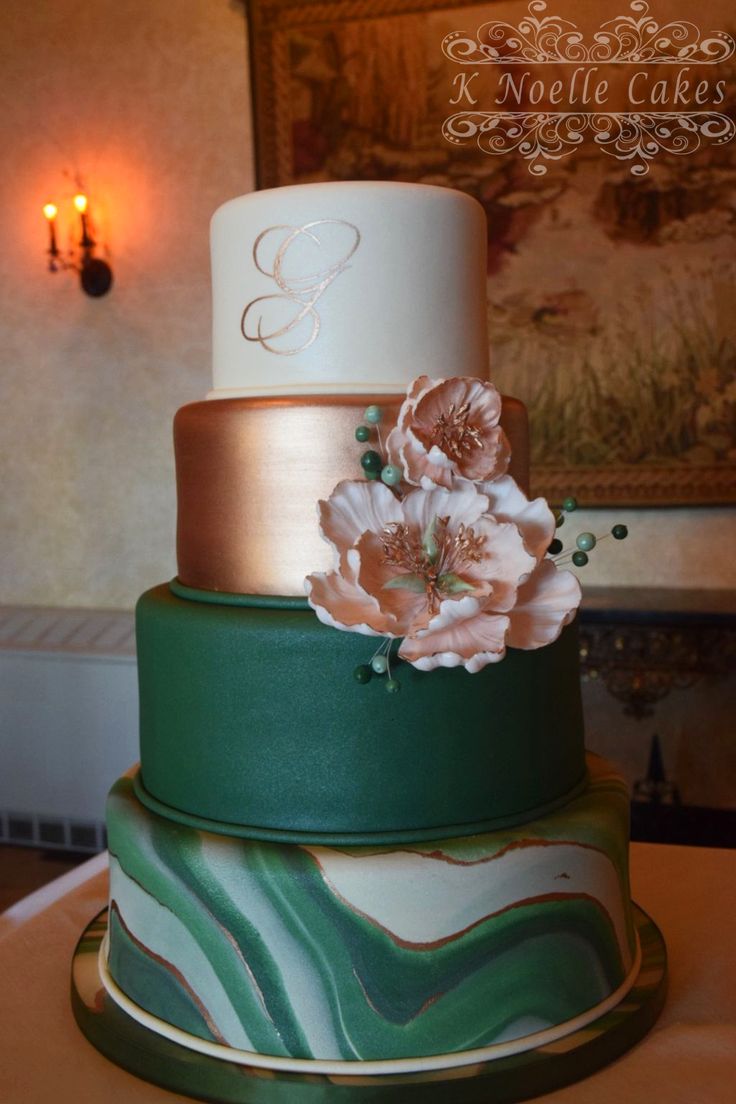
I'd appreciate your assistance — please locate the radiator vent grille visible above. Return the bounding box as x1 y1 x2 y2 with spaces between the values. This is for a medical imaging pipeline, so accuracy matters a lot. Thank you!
1 810 106 853
0 606 135 657
1 604 137 850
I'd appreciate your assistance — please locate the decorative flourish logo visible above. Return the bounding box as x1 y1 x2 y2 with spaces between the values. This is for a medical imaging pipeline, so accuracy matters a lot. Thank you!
442 1 735 176
241 220 361 355
443 1 734 65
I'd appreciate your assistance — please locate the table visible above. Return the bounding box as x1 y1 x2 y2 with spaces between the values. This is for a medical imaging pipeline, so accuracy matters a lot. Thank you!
1 845 734 1103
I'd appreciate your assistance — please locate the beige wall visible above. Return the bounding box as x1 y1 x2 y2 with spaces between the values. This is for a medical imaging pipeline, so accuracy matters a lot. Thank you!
0 1 733 610
0 0 254 608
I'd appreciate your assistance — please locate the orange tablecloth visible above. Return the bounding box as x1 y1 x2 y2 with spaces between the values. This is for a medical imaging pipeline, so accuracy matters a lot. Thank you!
0 844 735 1103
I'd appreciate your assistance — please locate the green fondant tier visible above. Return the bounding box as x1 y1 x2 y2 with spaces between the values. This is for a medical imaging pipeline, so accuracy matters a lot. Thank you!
136 582 586 839
106 754 637 1065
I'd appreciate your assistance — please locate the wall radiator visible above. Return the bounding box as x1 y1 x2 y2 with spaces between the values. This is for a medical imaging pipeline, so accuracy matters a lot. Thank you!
0 606 138 852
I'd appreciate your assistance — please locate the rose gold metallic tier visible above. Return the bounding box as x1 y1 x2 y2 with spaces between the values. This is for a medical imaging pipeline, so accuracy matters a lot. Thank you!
174 396 529 596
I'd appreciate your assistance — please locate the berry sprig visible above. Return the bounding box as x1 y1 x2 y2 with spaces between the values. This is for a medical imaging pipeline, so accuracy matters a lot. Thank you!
546 496 628 567
354 638 401 693
355 405 402 488
353 405 404 691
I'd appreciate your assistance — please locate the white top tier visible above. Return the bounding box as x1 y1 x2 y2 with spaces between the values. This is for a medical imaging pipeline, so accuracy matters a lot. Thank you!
209 181 490 397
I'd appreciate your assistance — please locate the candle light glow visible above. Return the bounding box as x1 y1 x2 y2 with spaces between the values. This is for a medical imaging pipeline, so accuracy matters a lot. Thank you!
43 201 60 267
41 186 112 294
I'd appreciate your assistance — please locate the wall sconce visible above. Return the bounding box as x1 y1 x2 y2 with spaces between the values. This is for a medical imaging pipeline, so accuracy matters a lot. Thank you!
43 191 113 297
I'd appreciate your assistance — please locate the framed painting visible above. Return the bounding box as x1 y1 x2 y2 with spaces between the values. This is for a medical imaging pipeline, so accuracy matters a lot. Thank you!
245 0 736 505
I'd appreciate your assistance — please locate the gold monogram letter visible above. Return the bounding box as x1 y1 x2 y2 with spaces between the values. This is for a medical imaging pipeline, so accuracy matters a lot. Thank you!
241 220 361 356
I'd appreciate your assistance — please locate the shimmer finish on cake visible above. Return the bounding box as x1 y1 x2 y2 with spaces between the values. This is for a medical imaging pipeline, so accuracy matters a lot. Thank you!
86 182 664 1093
106 755 637 1064
174 395 529 596
136 584 586 841
210 182 489 398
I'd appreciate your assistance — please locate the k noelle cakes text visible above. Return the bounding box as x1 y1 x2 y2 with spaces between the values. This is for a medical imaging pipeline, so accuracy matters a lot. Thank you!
450 66 727 110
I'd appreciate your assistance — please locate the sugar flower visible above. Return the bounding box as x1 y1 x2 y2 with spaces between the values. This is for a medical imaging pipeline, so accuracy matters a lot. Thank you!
305 475 581 673
386 375 510 490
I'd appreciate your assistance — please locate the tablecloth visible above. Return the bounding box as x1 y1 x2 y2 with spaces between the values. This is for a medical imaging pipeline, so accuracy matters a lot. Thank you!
0 844 734 1103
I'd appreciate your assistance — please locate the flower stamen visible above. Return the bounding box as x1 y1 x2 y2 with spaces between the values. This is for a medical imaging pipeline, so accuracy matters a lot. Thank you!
381 517 485 614
430 402 484 461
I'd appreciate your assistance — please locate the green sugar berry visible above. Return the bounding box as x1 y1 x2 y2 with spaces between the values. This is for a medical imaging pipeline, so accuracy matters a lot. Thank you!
381 464 402 486
385 678 401 693
353 664 372 684
364 404 383 424
548 538 563 555
360 450 382 473
562 496 578 512
612 524 629 540
371 655 388 674
355 425 371 443
576 532 596 552
572 550 589 567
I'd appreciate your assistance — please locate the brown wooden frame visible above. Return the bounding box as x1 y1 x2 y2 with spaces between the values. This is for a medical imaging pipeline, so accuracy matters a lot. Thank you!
245 0 736 505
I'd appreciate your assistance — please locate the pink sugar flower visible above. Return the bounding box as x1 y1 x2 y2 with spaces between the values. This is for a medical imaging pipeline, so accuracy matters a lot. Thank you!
305 475 581 673
386 376 510 490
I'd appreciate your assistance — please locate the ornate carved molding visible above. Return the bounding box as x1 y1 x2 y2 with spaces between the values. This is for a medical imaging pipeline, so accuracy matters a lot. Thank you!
579 619 736 719
536 464 736 507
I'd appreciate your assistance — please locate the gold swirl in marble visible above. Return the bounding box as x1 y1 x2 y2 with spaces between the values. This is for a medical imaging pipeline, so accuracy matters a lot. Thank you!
174 395 530 597
241 221 361 356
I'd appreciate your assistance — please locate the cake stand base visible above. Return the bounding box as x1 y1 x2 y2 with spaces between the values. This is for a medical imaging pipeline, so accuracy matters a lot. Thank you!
72 905 666 1104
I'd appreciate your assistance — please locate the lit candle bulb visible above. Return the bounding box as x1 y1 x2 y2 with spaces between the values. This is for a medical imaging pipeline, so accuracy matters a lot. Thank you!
43 202 59 266
73 193 93 247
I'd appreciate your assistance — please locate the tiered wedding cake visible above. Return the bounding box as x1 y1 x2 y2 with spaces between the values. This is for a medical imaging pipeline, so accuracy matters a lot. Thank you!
74 182 666 1102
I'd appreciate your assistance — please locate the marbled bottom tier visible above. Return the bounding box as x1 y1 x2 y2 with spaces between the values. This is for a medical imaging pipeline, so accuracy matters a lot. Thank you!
106 754 637 1065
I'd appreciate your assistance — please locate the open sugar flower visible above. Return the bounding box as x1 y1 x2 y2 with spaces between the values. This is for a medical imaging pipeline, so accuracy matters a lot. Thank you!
305 475 582 673
386 375 510 490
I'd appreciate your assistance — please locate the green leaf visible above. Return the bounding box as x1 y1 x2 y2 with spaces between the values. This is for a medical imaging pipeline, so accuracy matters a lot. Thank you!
421 517 440 563
438 572 475 595
383 573 426 593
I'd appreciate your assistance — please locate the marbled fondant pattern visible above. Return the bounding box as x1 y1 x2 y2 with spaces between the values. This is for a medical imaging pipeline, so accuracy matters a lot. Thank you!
106 755 635 1062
